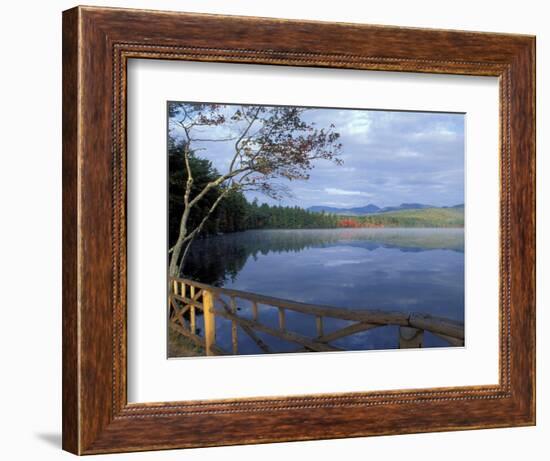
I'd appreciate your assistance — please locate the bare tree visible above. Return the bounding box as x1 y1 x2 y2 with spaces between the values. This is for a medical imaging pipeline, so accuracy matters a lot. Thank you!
168 103 342 277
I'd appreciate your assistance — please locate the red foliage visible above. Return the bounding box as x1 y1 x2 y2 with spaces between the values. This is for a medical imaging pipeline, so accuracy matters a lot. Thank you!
338 218 385 228
338 218 361 228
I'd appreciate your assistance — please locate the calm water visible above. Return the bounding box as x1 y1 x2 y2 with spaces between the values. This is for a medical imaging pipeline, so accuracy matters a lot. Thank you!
182 228 464 354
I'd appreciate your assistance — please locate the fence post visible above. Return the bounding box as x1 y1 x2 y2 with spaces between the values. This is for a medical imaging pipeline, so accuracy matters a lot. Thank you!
399 326 424 348
278 308 286 331
189 285 196 335
230 297 238 355
202 289 216 356
316 316 324 338
252 301 258 321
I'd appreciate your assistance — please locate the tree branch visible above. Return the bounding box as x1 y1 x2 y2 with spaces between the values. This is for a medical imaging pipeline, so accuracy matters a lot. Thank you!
183 144 193 208
187 166 249 209
230 107 261 172
189 136 237 142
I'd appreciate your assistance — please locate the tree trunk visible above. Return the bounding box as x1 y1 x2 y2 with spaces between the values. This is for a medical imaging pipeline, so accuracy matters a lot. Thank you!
169 187 231 277
168 205 190 277
169 238 185 277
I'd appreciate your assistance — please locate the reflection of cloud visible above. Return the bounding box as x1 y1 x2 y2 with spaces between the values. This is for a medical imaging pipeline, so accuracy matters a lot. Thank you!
323 259 372 267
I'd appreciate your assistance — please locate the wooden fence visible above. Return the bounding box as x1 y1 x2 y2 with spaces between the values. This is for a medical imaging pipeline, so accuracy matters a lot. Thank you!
169 277 465 356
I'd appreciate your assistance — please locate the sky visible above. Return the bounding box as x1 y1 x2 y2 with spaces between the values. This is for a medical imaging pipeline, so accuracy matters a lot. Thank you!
168 103 464 209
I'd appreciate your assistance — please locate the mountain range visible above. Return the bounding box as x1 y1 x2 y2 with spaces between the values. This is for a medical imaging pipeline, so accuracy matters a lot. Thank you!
308 203 464 216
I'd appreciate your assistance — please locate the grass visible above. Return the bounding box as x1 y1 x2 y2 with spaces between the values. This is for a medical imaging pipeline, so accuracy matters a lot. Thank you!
167 326 205 357
358 206 464 228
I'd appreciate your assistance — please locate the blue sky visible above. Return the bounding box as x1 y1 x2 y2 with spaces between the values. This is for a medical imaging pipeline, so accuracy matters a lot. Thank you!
169 104 464 209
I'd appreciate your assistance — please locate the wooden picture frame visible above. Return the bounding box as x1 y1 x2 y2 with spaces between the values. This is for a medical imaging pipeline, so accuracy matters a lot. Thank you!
62 5 535 454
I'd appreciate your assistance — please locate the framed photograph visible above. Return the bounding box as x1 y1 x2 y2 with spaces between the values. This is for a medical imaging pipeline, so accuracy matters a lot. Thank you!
62 6 535 454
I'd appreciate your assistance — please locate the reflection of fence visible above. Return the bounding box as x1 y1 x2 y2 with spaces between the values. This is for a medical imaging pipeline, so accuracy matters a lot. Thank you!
169 277 464 356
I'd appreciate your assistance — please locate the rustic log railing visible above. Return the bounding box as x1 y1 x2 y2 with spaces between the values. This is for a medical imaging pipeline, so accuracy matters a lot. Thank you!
169 277 465 356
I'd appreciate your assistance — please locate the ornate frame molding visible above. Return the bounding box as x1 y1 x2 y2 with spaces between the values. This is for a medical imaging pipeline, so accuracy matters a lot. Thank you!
63 6 535 454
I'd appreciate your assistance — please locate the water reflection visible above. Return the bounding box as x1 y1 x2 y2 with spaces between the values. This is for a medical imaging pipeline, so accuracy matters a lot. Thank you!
182 228 464 353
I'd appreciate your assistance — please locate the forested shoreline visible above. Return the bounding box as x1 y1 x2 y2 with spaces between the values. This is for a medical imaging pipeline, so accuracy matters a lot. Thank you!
168 145 463 248
168 144 340 248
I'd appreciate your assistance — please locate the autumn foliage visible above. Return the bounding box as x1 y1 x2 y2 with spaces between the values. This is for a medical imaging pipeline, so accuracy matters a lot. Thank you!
338 217 384 228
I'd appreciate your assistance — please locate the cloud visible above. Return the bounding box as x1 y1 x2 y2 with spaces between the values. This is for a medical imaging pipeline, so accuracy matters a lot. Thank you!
412 124 459 141
168 103 464 208
324 188 372 197
396 148 422 158
339 112 373 136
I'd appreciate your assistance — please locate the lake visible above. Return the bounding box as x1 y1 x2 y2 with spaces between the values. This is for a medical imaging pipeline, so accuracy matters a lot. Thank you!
182 228 465 354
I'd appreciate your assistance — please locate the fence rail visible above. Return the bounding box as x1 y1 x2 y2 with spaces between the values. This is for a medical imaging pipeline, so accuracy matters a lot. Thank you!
169 277 464 356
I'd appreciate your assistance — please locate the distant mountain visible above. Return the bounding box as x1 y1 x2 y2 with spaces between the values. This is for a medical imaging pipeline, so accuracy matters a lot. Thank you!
349 204 382 214
307 202 454 216
379 203 432 213
309 203 381 215
308 205 351 214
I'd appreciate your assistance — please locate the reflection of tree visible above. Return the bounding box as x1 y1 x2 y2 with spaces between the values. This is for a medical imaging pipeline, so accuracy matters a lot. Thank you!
182 231 342 286
182 229 464 286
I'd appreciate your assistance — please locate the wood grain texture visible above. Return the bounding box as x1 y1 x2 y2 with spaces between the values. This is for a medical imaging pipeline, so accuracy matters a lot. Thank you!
61 7 80 454
62 5 536 455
